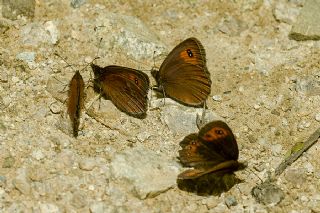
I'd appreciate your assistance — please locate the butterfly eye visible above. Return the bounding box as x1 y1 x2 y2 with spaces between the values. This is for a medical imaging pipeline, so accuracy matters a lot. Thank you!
215 130 224 135
186 49 193 57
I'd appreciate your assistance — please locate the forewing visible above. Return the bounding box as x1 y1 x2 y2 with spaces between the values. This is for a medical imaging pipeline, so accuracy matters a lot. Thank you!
158 37 211 106
179 133 226 168
92 65 150 118
198 121 239 160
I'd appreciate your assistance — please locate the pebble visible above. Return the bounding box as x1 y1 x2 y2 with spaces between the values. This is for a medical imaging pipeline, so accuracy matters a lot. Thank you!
32 149 45 160
16 52 36 63
70 0 86 8
289 0 320 40
297 120 311 130
251 182 285 205
79 157 97 171
304 162 314 173
271 144 282 156
39 203 60 213
315 113 320 122
2 0 35 20
0 176 7 187
28 166 48 181
212 95 222 101
2 156 15 168
273 1 300 24
13 176 31 195
44 21 59 44
225 195 238 207
110 146 180 199
284 168 307 185
71 191 88 208
90 202 107 213
212 203 229 213
161 105 221 135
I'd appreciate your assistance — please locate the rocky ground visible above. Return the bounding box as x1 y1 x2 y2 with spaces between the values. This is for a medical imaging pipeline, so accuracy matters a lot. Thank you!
0 0 320 212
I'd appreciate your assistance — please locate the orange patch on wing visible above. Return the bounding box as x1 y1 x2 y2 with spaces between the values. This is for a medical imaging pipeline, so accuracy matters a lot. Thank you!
179 49 199 65
201 128 226 142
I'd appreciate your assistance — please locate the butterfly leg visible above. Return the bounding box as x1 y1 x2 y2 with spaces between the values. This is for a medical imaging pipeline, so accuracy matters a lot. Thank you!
196 101 207 129
162 86 166 106
84 93 101 111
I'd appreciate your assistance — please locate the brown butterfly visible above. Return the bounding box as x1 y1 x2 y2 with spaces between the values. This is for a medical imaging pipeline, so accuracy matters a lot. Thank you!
67 71 85 137
178 120 240 179
91 64 150 119
152 37 211 107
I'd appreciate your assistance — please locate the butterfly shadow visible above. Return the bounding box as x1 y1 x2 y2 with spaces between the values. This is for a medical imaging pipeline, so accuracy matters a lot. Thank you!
177 168 245 196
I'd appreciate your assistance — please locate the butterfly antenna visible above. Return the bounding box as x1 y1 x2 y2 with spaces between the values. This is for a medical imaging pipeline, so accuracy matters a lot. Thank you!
54 53 77 72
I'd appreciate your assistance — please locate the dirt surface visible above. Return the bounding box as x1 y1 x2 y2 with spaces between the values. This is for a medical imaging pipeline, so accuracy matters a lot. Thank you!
0 0 320 212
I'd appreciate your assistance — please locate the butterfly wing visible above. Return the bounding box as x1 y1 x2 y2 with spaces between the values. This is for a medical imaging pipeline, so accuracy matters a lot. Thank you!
179 133 226 168
155 37 211 106
178 120 239 179
92 64 150 118
67 71 84 137
178 160 240 179
198 120 239 160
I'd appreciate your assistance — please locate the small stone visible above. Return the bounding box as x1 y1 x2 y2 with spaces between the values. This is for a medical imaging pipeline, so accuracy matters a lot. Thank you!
160 104 222 135
212 203 228 213
90 202 107 213
0 176 7 187
32 149 45 160
13 169 31 195
44 21 59 44
28 166 48 181
273 1 300 24
6 203 29 213
225 195 238 207
70 0 86 8
79 158 97 171
202 197 219 209
71 191 88 208
21 22 59 46
2 156 15 168
251 182 285 205
212 95 222 101
304 162 314 173
253 104 260 110
271 144 282 156
136 131 151 142
110 146 180 199
16 52 36 63
2 0 35 20
315 113 320 121
300 195 309 202
290 0 320 40
297 120 311 130
11 76 20 84
284 168 307 185
39 203 60 213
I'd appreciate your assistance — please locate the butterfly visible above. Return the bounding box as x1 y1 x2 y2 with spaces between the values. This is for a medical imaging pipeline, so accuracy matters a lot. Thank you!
91 64 150 119
67 71 85 137
152 37 212 107
178 120 240 179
